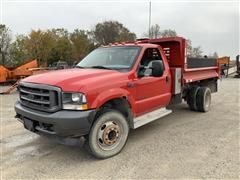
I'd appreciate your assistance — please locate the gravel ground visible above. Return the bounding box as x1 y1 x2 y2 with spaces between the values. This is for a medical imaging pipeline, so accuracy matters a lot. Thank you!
0 78 239 179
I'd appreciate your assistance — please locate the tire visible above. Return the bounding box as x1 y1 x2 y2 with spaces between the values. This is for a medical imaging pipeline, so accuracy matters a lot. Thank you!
187 86 200 111
86 109 129 159
196 87 211 112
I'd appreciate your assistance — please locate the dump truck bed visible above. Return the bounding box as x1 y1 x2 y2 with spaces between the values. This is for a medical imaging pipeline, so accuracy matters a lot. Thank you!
140 37 220 84
183 57 219 83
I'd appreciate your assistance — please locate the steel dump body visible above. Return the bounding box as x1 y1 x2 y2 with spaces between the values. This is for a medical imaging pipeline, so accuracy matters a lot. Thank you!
138 37 220 84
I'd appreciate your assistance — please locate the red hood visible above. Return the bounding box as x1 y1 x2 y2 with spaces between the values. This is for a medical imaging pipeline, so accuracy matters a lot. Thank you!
22 68 124 92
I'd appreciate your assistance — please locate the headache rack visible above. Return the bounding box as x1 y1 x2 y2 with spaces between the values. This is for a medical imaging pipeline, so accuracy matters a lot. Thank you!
19 82 61 112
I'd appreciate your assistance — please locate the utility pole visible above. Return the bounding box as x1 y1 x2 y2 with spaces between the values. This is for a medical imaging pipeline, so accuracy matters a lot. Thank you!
148 1 151 38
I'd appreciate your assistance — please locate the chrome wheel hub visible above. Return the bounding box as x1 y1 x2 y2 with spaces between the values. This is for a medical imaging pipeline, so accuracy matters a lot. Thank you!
97 121 121 150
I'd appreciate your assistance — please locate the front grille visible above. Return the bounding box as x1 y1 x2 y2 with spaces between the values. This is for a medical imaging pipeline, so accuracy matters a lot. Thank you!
19 82 61 112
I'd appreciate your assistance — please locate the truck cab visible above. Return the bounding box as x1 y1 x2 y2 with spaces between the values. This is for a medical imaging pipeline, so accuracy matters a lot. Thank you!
15 37 220 158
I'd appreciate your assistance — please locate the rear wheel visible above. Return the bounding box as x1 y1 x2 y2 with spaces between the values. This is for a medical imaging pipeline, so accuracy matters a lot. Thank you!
187 86 200 111
86 109 129 159
196 87 211 112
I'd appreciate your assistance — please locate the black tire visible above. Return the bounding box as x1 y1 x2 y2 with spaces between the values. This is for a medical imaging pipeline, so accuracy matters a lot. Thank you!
196 87 211 112
86 109 129 159
187 86 200 111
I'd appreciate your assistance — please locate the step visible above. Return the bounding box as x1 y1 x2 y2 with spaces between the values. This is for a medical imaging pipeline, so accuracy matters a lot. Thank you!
133 107 172 129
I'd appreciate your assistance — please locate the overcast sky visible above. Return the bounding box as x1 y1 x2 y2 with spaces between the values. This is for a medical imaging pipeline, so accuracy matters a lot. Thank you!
1 0 239 59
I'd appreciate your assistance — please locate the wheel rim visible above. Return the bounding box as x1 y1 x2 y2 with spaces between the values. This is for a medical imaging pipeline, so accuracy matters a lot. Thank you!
205 91 211 109
97 120 122 151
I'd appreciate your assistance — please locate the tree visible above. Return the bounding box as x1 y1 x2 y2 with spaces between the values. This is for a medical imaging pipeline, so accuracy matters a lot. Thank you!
51 28 69 37
11 35 31 66
144 24 177 39
49 28 73 64
187 39 193 56
92 21 136 45
160 29 177 37
208 52 218 58
191 47 203 57
49 37 72 64
70 29 95 63
9 28 96 66
0 24 12 66
24 29 56 65
212 52 218 58
118 28 136 43
187 39 203 58
147 24 161 38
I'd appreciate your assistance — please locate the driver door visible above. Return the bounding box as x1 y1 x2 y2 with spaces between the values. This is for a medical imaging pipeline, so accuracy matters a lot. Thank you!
134 48 171 116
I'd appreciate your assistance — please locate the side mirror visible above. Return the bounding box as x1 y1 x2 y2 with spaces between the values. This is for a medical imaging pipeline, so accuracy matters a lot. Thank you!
151 60 164 77
137 65 145 78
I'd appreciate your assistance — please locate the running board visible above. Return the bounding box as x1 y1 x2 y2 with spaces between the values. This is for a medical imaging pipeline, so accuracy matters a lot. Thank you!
133 108 172 129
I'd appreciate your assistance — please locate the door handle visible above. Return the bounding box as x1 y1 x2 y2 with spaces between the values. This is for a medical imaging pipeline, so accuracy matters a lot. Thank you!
166 76 170 83
127 82 135 88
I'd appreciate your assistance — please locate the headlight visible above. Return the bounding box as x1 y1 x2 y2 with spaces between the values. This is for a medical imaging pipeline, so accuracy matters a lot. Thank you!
62 92 88 110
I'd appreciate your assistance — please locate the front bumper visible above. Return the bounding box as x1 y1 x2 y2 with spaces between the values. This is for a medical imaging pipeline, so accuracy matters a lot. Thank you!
15 101 97 137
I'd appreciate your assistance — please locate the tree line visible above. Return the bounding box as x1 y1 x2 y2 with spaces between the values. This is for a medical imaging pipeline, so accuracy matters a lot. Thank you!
0 21 218 67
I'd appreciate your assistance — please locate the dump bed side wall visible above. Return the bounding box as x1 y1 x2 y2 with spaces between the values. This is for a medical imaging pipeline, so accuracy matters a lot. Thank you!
187 58 217 69
183 69 219 84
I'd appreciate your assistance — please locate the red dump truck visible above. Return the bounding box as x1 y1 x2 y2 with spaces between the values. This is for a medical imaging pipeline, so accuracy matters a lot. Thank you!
15 37 220 158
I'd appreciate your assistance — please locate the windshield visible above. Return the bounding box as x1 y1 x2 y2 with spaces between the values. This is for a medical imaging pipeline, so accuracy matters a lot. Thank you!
76 46 141 70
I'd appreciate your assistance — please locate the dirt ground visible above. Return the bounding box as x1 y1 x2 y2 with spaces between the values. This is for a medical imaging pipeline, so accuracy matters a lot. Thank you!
0 78 239 179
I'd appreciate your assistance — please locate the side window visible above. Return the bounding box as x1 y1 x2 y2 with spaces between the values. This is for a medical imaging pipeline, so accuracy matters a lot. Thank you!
140 48 162 66
139 48 164 76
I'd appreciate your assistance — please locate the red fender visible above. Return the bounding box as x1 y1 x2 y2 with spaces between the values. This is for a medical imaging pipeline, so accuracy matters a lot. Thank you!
90 88 136 115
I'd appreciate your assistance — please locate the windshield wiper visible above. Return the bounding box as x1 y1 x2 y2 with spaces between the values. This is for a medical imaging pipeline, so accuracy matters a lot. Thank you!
113 67 129 70
90 66 113 70
75 65 85 69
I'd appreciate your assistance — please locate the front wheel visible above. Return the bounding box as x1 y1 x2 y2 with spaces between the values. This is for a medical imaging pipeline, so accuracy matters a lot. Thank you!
86 109 129 159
